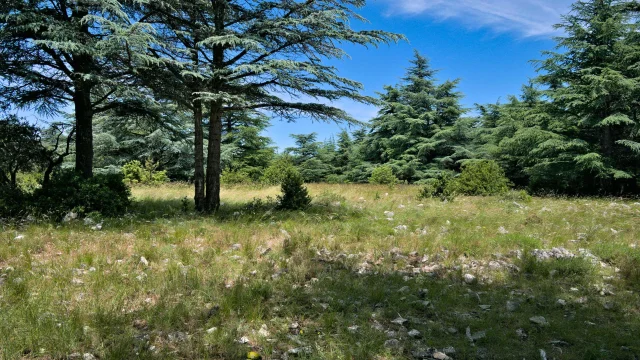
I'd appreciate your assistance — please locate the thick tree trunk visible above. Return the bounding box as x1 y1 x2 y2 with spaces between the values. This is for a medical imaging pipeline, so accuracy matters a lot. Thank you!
193 100 206 211
204 104 223 213
74 89 94 178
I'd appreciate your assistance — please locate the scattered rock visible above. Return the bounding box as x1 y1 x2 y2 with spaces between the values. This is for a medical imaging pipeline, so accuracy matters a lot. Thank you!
530 316 549 326
433 352 449 360
391 316 408 326
498 226 509 235
13 234 24 241
289 322 301 335
394 225 408 232
82 354 96 360
604 302 615 310
63 212 78 222
347 325 359 333
506 301 519 312
463 274 476 284
237 336 250 344
408 329 422 338
288 347 312 355
479 305 491 311
384 339 400 349
231 243 242 251
91 223 102 231
140 257 149 267
258 324 270 337
466 327 486 343
540 349 547 360
168 331 188 343
532 248 574 261
132 319 148 330
516 328 528 340
557 299 567 306
206 327 218 334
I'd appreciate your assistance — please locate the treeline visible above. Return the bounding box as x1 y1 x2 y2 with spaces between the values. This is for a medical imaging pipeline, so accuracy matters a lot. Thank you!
223 0 640 195
2 0 640 219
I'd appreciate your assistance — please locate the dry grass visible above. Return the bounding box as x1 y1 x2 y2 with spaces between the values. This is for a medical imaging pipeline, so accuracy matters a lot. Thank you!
1 184 639 359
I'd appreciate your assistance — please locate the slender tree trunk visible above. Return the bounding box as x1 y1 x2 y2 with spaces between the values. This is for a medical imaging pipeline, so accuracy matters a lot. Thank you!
10 169 17 188
193 100 205 211
74 88 94 178
202 0 226 213
205 104 223 212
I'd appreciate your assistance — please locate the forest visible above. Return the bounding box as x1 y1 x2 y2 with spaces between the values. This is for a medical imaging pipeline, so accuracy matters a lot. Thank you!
2 1 640 359
3 0 640 219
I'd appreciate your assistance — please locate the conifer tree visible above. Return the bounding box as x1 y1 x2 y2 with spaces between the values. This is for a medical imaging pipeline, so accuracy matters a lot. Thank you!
0 0 155 177
364 51 467 182
139 0 403 212
531 0 640 193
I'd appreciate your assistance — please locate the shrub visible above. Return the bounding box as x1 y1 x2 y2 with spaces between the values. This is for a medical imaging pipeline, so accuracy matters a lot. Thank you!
0 185 29 218
501 189 532 203
261 157 296 185
122 159 169 185
277 168 311 210
325 174 347 184
417 173 457 202
32 171 131 219
453 160 511 196
221 170 253 185
369 166 398 186
314 191 347 207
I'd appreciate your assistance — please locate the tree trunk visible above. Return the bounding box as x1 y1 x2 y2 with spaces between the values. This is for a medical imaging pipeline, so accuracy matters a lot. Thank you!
10 169 17 188
205 104 223 213
193 100 205 211
74 88 94 178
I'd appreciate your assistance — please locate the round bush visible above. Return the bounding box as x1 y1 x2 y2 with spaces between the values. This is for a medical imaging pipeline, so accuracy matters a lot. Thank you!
369 166 399 185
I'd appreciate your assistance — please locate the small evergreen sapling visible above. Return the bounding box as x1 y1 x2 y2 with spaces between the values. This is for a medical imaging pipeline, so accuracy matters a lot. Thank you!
277 169 311 210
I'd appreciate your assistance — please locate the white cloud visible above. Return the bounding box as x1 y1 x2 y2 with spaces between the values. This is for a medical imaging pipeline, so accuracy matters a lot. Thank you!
382 0 575 37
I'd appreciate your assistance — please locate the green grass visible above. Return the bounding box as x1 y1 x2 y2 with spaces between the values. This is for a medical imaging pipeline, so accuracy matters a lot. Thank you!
1 184 640 359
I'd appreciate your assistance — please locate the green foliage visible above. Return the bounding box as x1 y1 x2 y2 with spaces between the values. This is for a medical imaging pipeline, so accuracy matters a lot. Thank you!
31 171 131 219
369 166 399 186
325 174 348 184
452 160 511 196
362 51 473 182
417 173 457 202
277 168 311 210
122 159 169 185
261 157 296 186
0 115 45 187
221 170 253 186
501 190 533 203
0 185 29 218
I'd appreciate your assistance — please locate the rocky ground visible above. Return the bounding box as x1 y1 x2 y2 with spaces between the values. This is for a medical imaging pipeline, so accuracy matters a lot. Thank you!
1 184 639 359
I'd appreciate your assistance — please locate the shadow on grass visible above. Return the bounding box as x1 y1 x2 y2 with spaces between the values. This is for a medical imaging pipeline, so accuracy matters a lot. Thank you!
4 244 639 360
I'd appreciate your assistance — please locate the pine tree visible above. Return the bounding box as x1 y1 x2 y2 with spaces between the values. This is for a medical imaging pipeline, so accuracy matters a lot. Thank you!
0 0 156 177
531 0 640 193
364 51 467 182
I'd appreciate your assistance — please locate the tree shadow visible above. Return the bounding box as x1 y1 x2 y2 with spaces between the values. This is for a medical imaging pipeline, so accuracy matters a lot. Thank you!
10 247 634 360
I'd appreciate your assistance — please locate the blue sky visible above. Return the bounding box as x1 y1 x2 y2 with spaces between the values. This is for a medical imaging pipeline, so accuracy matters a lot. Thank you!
266 0 575 151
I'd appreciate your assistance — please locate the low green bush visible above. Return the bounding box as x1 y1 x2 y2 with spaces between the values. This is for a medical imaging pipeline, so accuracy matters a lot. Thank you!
277 168 311 210
453 160 511 196
32 171 131 219
261 158 296 186
221 170 253 185
123 159 169 185
369 166 398 186
501 189 532 203
0 185 29 218
417 173 457 202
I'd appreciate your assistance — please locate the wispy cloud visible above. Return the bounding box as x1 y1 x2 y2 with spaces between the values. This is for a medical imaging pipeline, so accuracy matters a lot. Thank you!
382 0 575 37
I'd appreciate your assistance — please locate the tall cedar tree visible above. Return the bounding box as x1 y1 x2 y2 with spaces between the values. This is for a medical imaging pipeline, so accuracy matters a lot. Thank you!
364 51 466 182
139 0 403 212
0 0 155 177
533 0 640 193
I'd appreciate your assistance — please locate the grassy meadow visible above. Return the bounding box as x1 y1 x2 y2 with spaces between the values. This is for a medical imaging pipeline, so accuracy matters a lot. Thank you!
1 184 640 359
